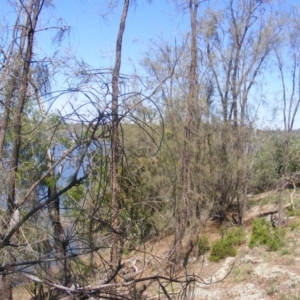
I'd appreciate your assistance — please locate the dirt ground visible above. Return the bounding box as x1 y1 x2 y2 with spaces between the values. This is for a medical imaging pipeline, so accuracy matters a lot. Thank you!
13 190 300 300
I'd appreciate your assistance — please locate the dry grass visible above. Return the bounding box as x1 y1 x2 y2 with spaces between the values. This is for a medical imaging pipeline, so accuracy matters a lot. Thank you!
13 286 31 300
11 189 300 300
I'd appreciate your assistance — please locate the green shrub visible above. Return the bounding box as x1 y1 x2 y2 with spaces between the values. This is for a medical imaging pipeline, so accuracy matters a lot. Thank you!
249 218 270 247
249 218 285 251
209 227 245 262
209 239 237 262
267 284 279 295
223 226 245 246
250 135 282 193
197 235 210 256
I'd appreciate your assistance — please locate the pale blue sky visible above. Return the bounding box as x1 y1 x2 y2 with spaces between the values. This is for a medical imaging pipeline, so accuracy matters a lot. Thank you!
1 1 190 71
53 0 190 72
2 0 300 128
2 0 299 73
52 0 297 71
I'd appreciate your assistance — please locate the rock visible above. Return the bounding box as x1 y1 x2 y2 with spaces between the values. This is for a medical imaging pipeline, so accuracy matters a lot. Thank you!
241 255 263 264
211 257 235 282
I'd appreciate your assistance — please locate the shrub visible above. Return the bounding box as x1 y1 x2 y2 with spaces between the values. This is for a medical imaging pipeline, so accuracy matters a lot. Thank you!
223 226 245 245
209 227 245 262
197 235 210 256
249 218 285 251
250 135 282 193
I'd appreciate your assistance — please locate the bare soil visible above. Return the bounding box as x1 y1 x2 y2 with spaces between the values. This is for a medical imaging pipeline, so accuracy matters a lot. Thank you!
13 190 300 299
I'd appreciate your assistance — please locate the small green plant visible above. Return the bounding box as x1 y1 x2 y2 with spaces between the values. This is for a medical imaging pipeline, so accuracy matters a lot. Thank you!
289 220 300 231
290 282 297 289
25 282 49 300
291 293 300 300
280 294 300 300
25 282 38 299
249 218 286 251
197 235 210 256
267 284 279 295
209 227 245 262
233 264 253 282
287 206 300 217
281 248 290 256
123 247 132 256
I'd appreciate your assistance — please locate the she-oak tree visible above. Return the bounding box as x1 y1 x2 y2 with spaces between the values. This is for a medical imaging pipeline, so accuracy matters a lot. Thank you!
0 0 299 299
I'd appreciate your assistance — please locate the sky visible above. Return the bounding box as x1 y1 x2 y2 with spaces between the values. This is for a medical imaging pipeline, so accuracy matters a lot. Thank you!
1 0 192 72
47 0 192 117
3 0 188 115
52 0 190 72
2 0 300 128
50 0 299 72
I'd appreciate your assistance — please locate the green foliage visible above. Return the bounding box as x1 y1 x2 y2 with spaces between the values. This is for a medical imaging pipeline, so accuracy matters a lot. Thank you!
249 218 270 247
197 235 210 256
25 282 41 299
209 227 245 262
25 282 55 300
286 136 300 173
267 284 279 295
251 133 300 193
250 135 282 193
287 206 300 217
249 218 286 251
119 201 158 245
280 293 300 300
14 109 69 190
65 184 85 203
116 123 168 243
122 247 131 256
43 174 57 189
71 257 96 280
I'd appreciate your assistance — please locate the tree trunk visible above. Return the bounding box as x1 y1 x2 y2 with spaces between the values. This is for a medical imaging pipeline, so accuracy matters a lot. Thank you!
174 0 198 268
110 0 130 272
48 186 71 287
0 1 42 298
0 8 27 155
